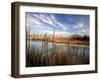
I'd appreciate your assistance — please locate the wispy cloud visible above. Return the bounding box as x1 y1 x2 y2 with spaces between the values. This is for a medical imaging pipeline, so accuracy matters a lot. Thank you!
73 21 89 36
30 13 69 31
26 12 89 37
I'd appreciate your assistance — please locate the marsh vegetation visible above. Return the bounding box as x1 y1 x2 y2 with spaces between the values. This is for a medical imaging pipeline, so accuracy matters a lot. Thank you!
26 29 89 67
25 12 90 67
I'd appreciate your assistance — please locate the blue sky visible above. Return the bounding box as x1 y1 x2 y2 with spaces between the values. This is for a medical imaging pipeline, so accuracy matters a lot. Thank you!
26 12 90 37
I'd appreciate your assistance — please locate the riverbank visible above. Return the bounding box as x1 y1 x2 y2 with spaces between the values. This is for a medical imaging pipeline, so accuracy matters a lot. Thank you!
27 38 89 45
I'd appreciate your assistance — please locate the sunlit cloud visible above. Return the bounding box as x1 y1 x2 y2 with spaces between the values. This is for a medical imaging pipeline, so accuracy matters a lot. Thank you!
30 13 69 31
26 12 89 37
73 21 89 36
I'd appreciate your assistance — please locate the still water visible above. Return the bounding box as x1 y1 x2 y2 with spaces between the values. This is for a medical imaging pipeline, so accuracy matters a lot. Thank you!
26 40 89 66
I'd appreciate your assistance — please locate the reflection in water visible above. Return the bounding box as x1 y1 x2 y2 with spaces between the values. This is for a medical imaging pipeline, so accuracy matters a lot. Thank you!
26 41 89 67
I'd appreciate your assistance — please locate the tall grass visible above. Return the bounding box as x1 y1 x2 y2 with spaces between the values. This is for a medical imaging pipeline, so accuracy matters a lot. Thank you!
26 29 89 67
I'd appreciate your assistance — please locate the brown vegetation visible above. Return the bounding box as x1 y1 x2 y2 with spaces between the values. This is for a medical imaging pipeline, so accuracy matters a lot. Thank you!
26 29 89 67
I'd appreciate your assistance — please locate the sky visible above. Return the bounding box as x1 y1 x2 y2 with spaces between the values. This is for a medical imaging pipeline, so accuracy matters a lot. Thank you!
26 12 90 37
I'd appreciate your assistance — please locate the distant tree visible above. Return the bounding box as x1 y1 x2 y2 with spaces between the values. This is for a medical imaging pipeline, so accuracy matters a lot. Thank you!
82 35 89 41
70 34 89 41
